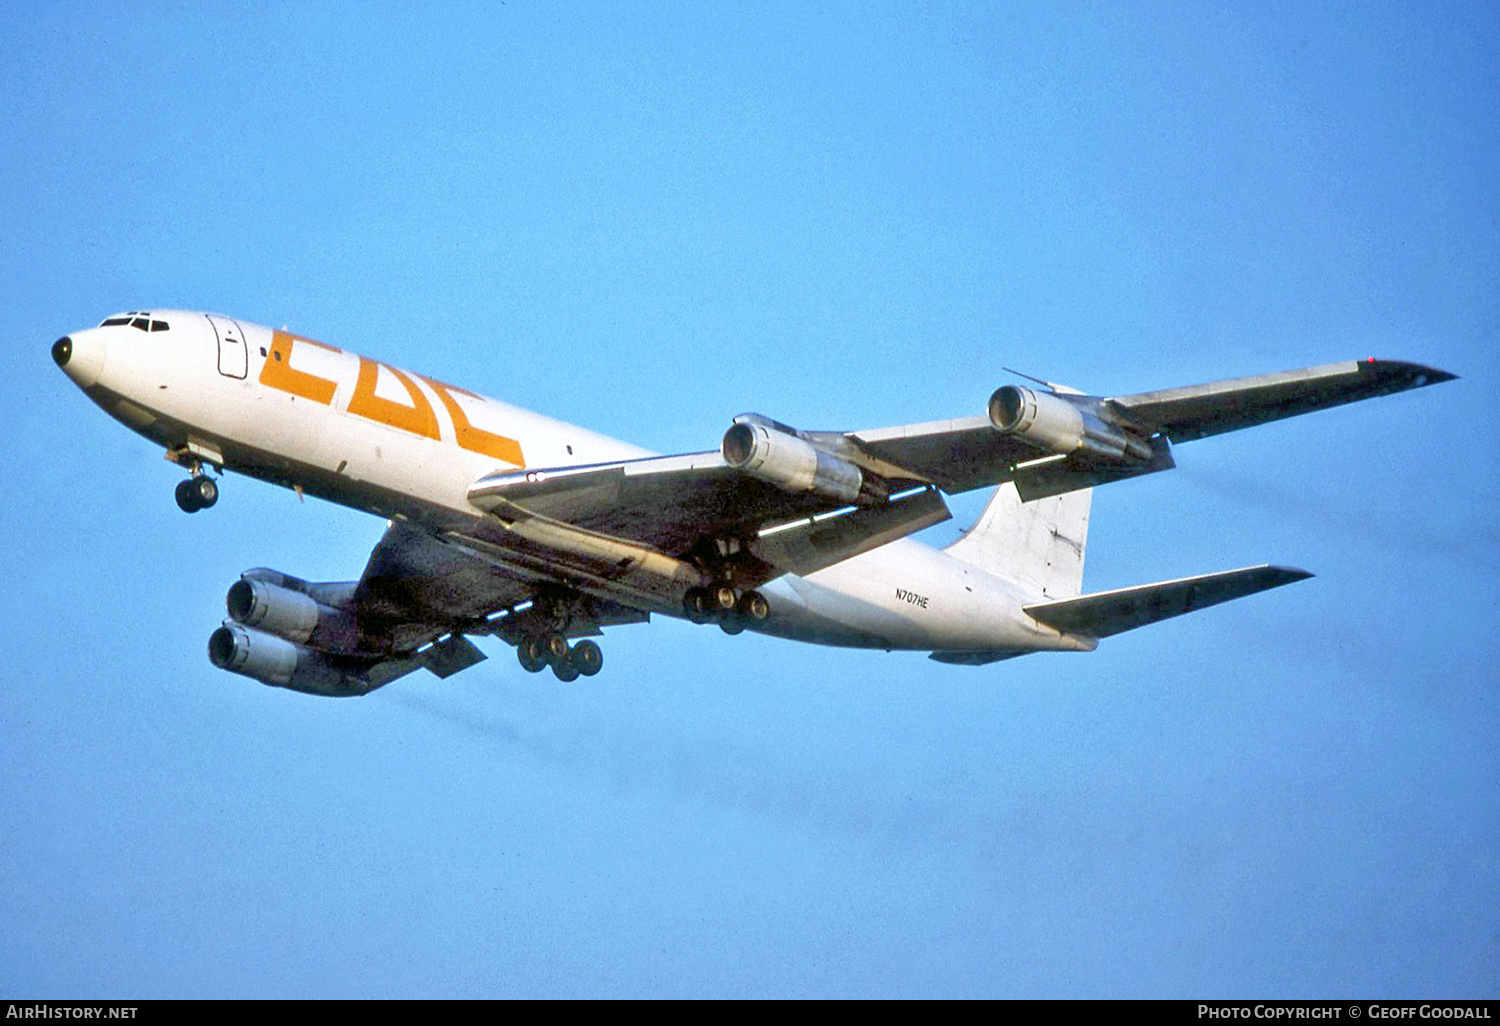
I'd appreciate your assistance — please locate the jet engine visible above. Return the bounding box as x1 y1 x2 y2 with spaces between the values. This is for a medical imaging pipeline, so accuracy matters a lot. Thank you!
988 386 1153 462
225 575 359 653
208 623 373 697
210 569 383 696
721 416 866 504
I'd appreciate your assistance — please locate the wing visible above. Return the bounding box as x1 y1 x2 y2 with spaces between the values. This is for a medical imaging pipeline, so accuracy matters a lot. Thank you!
464 356 1451 593
847 358 1453 501
1108 358 1455 442
217 521 649 697
467 453 836 553
840 417 1038 493
355 521 649 645
356 520 534 630
466 453 953 586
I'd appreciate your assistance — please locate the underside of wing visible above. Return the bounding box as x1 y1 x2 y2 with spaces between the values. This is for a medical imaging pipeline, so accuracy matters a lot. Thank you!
1109 359 1455 442
851 358 1453 501
841 417 1037 494
817 358 1455 503
466 452 953 586
467 453 837 553
356 520 536 629
357 521 648 642
455 354 1453 608
210 531 536 697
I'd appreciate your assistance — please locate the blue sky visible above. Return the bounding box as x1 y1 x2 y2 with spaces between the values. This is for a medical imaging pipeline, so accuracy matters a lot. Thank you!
2 0 1496 998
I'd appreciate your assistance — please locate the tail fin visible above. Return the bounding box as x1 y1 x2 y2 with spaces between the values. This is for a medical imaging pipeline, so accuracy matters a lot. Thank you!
944 482 1092 599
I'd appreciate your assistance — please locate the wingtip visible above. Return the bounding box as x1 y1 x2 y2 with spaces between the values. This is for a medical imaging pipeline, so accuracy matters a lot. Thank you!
1267 565 1315 584
1363 358 1458 387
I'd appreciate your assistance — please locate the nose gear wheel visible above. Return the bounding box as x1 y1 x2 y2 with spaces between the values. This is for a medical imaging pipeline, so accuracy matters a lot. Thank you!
175 474 219 513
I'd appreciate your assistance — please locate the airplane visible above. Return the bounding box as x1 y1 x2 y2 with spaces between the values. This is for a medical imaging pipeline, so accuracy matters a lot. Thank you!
51 309 1454 696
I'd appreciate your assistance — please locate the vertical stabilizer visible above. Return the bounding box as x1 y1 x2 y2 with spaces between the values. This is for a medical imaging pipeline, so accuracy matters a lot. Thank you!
944 482 1092 599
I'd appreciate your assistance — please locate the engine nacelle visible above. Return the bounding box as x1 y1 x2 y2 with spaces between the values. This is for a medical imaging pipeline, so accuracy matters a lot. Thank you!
208 623 373 698
722 418 864 504
988 386 1151 461
226 577 358 653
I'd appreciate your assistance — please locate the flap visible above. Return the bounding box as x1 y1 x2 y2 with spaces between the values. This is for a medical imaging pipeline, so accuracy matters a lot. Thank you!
468 452 845 554
844 416 1038 494
1012 435 1176 501
749 487 951 576
417 633 488 679
356 521 534 627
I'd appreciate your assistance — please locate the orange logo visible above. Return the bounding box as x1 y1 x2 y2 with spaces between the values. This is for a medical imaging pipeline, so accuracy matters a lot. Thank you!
259 332 524 467
259 331 338 404
418 375 526 467
348 357 440 440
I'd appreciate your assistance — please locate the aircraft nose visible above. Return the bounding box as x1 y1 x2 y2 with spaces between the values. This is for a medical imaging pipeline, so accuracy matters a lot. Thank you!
54 329 107 388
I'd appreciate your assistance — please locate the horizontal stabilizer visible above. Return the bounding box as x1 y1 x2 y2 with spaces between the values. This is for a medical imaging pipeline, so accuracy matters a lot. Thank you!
1024 565 1312 639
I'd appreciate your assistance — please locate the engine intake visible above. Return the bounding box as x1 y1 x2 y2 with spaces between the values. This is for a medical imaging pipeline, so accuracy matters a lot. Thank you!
722 418 870 504
209 623 372 698
226 577 359 653
989 386 1152 461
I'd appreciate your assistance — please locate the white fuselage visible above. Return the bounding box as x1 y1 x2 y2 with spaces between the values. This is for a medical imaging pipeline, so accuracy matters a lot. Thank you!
57 311 1083 658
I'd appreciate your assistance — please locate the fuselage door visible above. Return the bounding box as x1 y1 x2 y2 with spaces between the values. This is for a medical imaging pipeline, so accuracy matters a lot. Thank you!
207 314 248 379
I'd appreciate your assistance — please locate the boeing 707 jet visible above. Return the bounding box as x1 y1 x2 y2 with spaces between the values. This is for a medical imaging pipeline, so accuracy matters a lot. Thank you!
52 311 1453 695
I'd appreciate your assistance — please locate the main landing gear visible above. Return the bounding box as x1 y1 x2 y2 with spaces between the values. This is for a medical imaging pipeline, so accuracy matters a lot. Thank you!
516 632 603 682
684 584 770 635
505 587 608 682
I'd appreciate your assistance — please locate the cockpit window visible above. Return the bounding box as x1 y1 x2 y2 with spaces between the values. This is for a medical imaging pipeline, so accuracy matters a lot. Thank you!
98 312 169 332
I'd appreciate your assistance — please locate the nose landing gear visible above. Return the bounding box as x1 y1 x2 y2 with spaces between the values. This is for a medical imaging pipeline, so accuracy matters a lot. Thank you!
174 473 219 513
167 447 221 514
